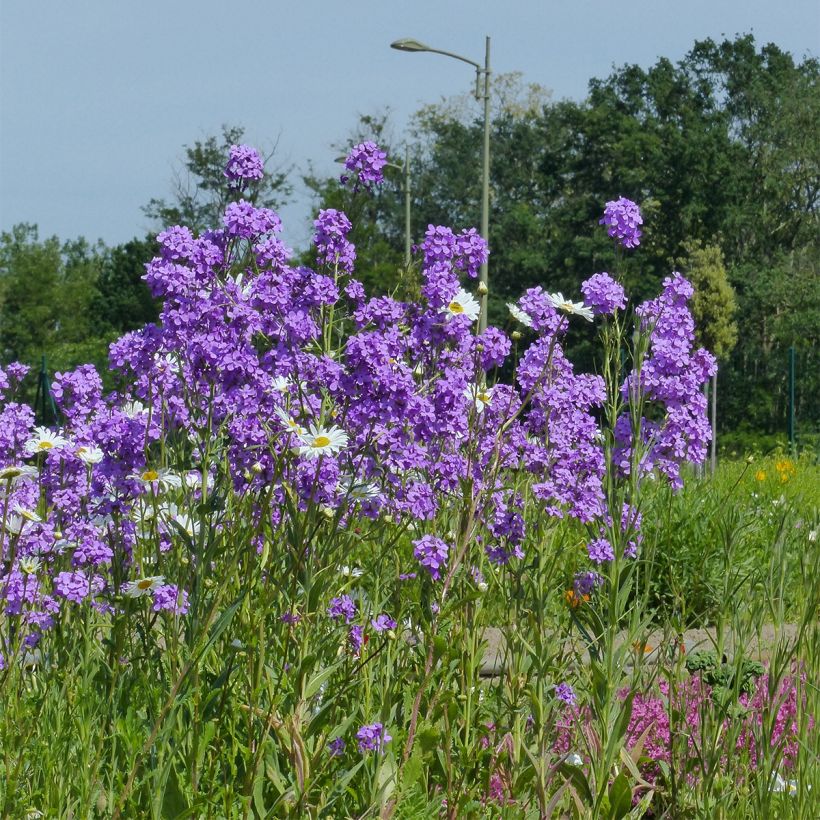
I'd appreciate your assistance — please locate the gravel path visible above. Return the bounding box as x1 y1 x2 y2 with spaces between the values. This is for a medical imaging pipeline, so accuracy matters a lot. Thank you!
478 623 801 677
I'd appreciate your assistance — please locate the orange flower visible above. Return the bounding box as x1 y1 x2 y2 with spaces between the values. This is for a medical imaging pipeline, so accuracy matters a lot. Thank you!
564 589 589 609
775 458 796 483
755 470 767 481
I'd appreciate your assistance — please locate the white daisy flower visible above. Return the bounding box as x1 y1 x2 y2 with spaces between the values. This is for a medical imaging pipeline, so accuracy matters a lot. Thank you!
297 425 348 459
340 565 364 578
547 292 594 322
0 464 38 483
18 556 41 575
507 302 533 327
129 468 183 491
121 400 148 418
76 446 104 465
171 512 200 539
338 475 380 501
271 375 291 393
24 427 70 455
6 513 29 536
122 575 165 598
464 384 494 413
274 405 306 436
445 288 480 322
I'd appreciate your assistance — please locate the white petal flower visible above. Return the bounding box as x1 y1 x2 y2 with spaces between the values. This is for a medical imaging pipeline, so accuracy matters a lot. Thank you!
274 405 306 436
122 575 165 597
297 425 348 459
122 400 148 418
24 427 70 455
547 292 594 322
340 565 364 578
171 512 200 539
76 446 104 465
507 302 533 327
129 468 183 491
338 475 380 501
445 288 480 322
0 464 38 483
464 384 494 413
18 556 41 575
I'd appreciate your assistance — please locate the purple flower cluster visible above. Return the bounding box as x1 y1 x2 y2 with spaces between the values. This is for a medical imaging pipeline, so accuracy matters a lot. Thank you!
340 141 387 191
314 208 356 272
0 143 715 666
356 722 391 753
581 273 626 316
421 225 488 279
555 682 577 705
224 144 264 184
620 273 717 488
412 535 449 581
600 197 643 248
152 584 189 615
328 594 357 623
371 613 396 632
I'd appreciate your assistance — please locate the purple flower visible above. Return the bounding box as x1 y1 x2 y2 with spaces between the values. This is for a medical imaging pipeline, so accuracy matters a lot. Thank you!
587 537 614 564
53 570 97 604
412 535 449 581
555 682 577 706
151 584 189 615
574 571 603 597
581 273 627 316
328 736 346 756
371 614 397 632
280 611 301 624
224 144 264 184
314 209 356 272
356 722 391 753
341 141 388 191
600 197 643 248
328 594 357 623
348 624 365 654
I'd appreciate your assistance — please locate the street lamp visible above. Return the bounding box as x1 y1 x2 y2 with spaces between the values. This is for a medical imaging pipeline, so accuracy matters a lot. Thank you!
391 36 492 332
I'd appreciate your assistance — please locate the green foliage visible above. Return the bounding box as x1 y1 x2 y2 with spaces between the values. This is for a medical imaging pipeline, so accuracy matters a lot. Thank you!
310 34 819 439
685 650 765 697
683 242 738 360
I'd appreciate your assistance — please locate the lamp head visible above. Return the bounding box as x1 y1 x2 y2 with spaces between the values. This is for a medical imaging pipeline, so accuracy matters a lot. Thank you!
390 38 430 53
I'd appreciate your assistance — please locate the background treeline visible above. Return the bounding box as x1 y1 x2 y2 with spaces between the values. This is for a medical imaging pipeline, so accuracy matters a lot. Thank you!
1 36 817 450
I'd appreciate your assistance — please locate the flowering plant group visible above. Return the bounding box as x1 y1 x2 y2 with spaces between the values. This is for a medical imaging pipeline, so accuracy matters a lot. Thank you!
0 144 811 818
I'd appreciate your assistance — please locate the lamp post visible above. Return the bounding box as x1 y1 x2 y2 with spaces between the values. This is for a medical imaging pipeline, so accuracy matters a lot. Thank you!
391 36 492 332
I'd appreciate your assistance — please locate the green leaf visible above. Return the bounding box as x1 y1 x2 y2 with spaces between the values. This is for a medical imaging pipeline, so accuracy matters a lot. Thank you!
608 771 633 820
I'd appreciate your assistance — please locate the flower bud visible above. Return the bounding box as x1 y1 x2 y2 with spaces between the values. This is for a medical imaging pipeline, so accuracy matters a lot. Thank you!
511 331 522 341
251 461 263 474
477 281 488 296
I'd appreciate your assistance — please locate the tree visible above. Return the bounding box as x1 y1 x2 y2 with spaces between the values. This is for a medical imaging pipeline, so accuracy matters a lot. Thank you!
683 242 738 470
92 237 159 335
306 35 819 443
143 124 292 234
0 225 110 397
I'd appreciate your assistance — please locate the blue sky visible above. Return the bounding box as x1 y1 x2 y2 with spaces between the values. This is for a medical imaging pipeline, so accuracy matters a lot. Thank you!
1 0 818 250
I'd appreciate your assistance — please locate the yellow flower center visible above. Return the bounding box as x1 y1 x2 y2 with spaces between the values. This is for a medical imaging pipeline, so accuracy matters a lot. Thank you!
142 470 159 481
313 436 331 448
137 579 153 590
478 392 491 404
448 301 464 314
37 442 54 450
